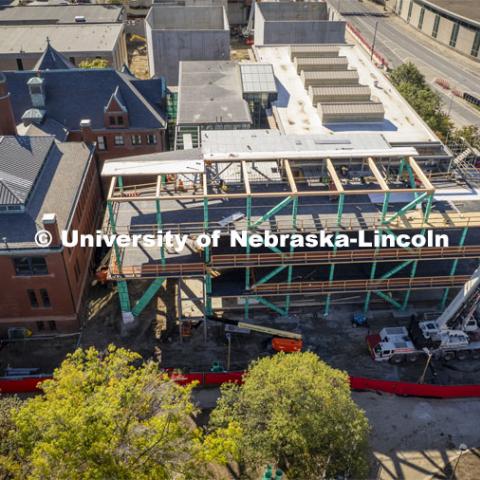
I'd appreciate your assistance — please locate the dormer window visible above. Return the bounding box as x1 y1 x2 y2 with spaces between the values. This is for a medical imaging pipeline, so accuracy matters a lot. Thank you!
104 86 129 129
27 76 46 108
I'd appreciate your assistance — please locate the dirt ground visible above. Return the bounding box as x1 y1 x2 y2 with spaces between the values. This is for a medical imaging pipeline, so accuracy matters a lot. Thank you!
3 279 480 387
127 35 149 79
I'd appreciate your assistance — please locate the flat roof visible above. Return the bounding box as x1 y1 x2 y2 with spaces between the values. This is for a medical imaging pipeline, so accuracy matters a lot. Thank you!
254 44 440 144
201 130 418 161
0 23 123 54
177 61 251 125
421 1 480 25
0 5 123 24
146 5 227 30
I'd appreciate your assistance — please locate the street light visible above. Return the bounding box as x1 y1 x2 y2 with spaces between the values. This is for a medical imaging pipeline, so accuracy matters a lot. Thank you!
418 347 432 384
371 21 379 61
450 443 468 480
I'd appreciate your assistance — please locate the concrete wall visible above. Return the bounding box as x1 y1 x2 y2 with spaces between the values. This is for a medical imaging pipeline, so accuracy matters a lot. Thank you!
146 5 230 84
395 0 480 60
255 19 346 45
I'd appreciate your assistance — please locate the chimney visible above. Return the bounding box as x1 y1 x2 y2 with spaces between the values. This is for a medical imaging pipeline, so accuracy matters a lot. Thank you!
80 118 94 145
41 213 61 248
0 72 17 136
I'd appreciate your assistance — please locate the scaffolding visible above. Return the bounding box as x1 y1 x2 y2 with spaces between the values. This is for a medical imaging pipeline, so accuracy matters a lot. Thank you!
103 142 480 333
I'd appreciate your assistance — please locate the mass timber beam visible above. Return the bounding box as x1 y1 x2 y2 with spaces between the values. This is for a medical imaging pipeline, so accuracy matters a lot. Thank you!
407 156 435 193
326 158 344 192
368 157 389 191
284 159 297 194
241 160 251 195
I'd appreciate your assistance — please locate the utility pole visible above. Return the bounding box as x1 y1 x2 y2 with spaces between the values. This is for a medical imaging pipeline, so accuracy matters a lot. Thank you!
371 21 379 61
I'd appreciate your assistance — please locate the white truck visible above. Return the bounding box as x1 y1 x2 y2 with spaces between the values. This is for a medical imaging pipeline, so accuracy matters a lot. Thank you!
367 265 480 363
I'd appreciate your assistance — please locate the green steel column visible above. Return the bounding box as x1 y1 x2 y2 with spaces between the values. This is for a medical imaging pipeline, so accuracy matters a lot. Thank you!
401 191 435 310
118 175 124 193
244 195 252 321
285 196 298 313
440 227 468 310
107 200 131 313
203 194 212 315
364 192 390 314
324 193 345 316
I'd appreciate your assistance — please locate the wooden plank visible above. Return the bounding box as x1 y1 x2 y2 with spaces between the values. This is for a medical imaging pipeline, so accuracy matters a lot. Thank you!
368 157 389 191
326 158 344 192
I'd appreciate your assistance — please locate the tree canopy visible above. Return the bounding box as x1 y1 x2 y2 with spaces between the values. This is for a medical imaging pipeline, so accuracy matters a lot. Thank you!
79 58 110 69
0 346 224 480
209 352 371 479
390 62 453 139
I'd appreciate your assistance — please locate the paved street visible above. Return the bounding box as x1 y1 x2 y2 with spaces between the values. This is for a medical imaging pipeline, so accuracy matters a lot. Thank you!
328 0 480 127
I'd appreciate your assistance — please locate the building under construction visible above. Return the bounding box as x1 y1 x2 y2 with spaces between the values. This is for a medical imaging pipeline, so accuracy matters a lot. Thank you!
101 41 480 335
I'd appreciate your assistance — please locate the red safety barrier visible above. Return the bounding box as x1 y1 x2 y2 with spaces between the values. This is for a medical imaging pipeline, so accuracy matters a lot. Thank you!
3 372 480 399
204 371 244 385
349 376 480 398
0 376 51 394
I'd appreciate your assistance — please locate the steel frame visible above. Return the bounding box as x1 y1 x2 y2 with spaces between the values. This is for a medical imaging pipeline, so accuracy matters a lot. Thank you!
105 154 479 324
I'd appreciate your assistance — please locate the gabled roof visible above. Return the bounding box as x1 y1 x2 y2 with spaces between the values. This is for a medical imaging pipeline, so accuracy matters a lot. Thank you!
0 136 54 206
105 86 127 113
4 69 167 133
34 42 75 71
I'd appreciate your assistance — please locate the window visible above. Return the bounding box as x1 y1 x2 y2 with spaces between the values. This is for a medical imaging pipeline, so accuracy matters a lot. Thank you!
97 136 106 151
146 134 157 145
418 8 425 29
432 15 440 38
114 135 124 146
36 321 45 331
16 58 23 71
40 289 51 308
109 116 116 126
450 23 460 47
472 31 480 57
27 290 39 308
69 57 76 65
398 0 403 14
131 135 142 145
14 257 48 276
117 116 124 125
407 0 413 22
49 320 57 331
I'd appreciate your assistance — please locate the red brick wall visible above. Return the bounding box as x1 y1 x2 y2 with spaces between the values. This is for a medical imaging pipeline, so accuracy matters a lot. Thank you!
0 149 102 335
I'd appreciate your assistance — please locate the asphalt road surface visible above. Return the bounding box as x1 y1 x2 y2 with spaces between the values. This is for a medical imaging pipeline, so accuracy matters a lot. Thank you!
328 0 480 127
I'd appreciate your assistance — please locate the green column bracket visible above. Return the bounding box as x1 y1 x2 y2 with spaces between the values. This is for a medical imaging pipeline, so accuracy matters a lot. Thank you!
374 290 403 310
252 265 287 288
244 195 252 321
285 196 298 314
250 196 293 228
254 296 287 316
132 277 165 317
383 192 428 225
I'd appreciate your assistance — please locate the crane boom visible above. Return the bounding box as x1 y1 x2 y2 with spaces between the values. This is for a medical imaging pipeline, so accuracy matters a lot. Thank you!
436 264 480 328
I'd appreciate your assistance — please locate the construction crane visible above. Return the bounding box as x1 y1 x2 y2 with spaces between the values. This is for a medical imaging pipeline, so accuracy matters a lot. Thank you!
367 265 480 363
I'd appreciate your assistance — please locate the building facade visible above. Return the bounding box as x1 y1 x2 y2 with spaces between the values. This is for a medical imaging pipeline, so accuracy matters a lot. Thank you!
394 0 480 60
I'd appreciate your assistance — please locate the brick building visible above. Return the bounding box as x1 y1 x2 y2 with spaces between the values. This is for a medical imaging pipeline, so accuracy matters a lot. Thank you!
2 44 167 165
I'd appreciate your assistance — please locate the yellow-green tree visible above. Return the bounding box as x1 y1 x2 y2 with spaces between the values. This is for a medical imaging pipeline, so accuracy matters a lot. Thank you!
209 352 371 479
0 346 220 480
79 58 109 69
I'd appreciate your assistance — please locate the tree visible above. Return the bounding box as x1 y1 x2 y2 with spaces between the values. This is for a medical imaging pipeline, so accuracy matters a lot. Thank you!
209 352 370 479
390 61 426 89
390 62 454 140
0 346 223 480
450 125 480 148
79 58 110 69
